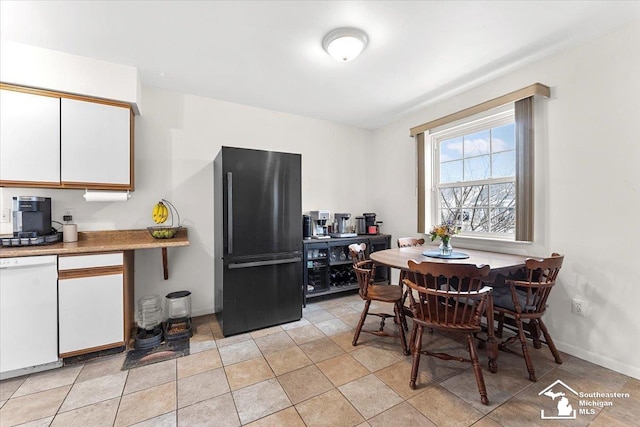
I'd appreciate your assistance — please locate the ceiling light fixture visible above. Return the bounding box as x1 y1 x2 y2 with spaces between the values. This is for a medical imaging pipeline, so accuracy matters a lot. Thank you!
322 27 368 62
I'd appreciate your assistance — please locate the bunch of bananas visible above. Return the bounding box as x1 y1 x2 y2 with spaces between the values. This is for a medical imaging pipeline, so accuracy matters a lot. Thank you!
152 201 169 224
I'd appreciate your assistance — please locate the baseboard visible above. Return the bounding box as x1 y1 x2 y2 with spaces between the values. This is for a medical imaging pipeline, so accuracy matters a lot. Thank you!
192 307 217 318
555 340 640 380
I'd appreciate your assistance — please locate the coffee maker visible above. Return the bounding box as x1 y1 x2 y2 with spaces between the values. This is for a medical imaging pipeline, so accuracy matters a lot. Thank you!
310 210 331 239
302 215 312 240
330 213 357 238
12 196 53 237
363 213 378 234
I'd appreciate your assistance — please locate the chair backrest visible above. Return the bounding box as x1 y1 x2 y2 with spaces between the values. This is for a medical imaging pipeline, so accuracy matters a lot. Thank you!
348 243 367 266
353 260 376 299
508 253 564 313
404 260 491 328
397 237 425 248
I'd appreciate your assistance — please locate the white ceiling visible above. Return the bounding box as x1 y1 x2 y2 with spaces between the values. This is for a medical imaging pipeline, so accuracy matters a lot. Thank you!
2 1 639 129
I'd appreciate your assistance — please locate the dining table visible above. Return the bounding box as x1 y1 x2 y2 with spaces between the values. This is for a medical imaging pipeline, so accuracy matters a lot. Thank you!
369 245 529 372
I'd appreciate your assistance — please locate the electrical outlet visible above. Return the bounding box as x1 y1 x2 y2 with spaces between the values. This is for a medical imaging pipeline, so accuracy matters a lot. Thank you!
572 299 585 316
0 208 10 223
64 208 74 222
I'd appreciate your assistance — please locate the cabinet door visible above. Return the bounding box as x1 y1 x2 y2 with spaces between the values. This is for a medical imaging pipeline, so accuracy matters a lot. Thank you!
0 89 60 184
61 98 131 188
58 273 124 355
0 256 58 373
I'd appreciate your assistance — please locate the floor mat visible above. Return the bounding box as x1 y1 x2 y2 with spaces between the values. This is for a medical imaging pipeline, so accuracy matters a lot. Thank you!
122 339 190 370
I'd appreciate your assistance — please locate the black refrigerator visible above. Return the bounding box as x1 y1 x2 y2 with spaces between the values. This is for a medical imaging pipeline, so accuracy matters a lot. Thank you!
214 147 303 336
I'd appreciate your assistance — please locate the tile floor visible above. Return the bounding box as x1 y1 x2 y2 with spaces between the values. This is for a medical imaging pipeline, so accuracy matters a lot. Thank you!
1 292 638 426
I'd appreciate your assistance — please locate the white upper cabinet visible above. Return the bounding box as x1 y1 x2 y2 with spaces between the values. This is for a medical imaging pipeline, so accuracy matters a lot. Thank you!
0 89 61 184
0 84 134 190
61 98 131 188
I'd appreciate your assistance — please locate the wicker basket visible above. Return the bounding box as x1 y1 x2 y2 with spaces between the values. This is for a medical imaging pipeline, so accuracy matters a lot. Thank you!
147 226 181 239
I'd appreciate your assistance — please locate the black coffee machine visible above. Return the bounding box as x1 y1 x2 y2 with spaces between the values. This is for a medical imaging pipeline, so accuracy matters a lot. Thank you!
12 196 53 237
303 214 312 240
363 213 377 234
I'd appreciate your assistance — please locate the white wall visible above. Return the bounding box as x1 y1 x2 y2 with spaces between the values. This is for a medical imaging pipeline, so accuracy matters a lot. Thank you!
132 88 372 316
1 86 373 318
371 21 640 379
0 41 142 114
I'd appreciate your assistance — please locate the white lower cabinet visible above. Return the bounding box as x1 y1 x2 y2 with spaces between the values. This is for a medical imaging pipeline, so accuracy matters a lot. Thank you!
58 253 124 356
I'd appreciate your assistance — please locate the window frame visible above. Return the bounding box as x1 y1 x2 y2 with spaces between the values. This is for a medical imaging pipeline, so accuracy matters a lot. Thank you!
430 107 517 240
412 84 549 243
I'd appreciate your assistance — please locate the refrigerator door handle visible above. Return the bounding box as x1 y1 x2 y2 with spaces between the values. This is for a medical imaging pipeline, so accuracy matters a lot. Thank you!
228 257 301 270
227 171 233 255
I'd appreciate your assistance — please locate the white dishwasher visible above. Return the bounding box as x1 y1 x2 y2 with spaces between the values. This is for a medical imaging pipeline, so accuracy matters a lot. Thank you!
0 255 62 379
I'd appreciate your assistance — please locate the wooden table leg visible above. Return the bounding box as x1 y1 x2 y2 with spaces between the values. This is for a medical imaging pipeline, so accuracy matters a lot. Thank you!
486 294 499 373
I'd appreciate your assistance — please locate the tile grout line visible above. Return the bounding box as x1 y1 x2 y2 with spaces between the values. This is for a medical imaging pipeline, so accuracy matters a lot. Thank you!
3 296 636 427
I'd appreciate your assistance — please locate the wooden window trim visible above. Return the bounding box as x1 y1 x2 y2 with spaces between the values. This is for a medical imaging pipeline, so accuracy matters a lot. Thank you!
410 83 549 137
413 84 549 241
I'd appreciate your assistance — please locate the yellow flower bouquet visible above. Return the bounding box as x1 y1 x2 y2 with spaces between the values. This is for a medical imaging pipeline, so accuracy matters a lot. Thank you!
429 223 459 244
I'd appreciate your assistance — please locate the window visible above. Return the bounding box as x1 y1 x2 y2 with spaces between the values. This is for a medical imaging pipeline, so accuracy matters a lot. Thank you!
411 84 549 242
432 108 516 239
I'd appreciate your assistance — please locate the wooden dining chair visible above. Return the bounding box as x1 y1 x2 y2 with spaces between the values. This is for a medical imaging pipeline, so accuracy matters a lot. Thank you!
348 243 367 266
352 260 409 355
396 237 425 310
348 243 372 285
492 253 564 382
404 260 492 405
397 237 425 248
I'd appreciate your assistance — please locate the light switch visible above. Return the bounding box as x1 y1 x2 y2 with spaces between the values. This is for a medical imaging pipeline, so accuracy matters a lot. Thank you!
0 208 10 223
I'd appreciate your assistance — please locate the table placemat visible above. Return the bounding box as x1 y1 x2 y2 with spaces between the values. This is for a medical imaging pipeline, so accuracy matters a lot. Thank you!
422 250 470 259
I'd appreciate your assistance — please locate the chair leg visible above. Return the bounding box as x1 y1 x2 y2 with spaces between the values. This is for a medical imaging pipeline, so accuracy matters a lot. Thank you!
496 312 504 338
515 316 537 382
528 319 542 349
538 318 563 364
399 273 412 332
467 333 489 405
399 271 407 302
395 301 409 355
400 300 409 332
409 324 423 390
352 300 371 346
408 318 418 354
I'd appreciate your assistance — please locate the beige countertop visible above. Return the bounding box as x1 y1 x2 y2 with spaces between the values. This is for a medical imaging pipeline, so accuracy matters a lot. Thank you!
0 228 189 258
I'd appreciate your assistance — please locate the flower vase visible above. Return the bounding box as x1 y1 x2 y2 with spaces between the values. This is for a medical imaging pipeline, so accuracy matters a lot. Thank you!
439 238 453 256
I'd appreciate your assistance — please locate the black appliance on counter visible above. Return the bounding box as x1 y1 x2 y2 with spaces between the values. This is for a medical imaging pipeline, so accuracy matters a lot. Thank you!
364 212 377 234
1 197 61 247
214 147 303 336
303 215 312 240
13 196 52 237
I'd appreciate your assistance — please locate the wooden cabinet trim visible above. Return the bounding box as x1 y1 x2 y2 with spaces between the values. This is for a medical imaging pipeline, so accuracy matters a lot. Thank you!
0 83 132 110
129 109 135 190
1 83 62 99
123 251 135 347
0 180 62 188
58 265 123 280
59 182 133 191
60 341 125 359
